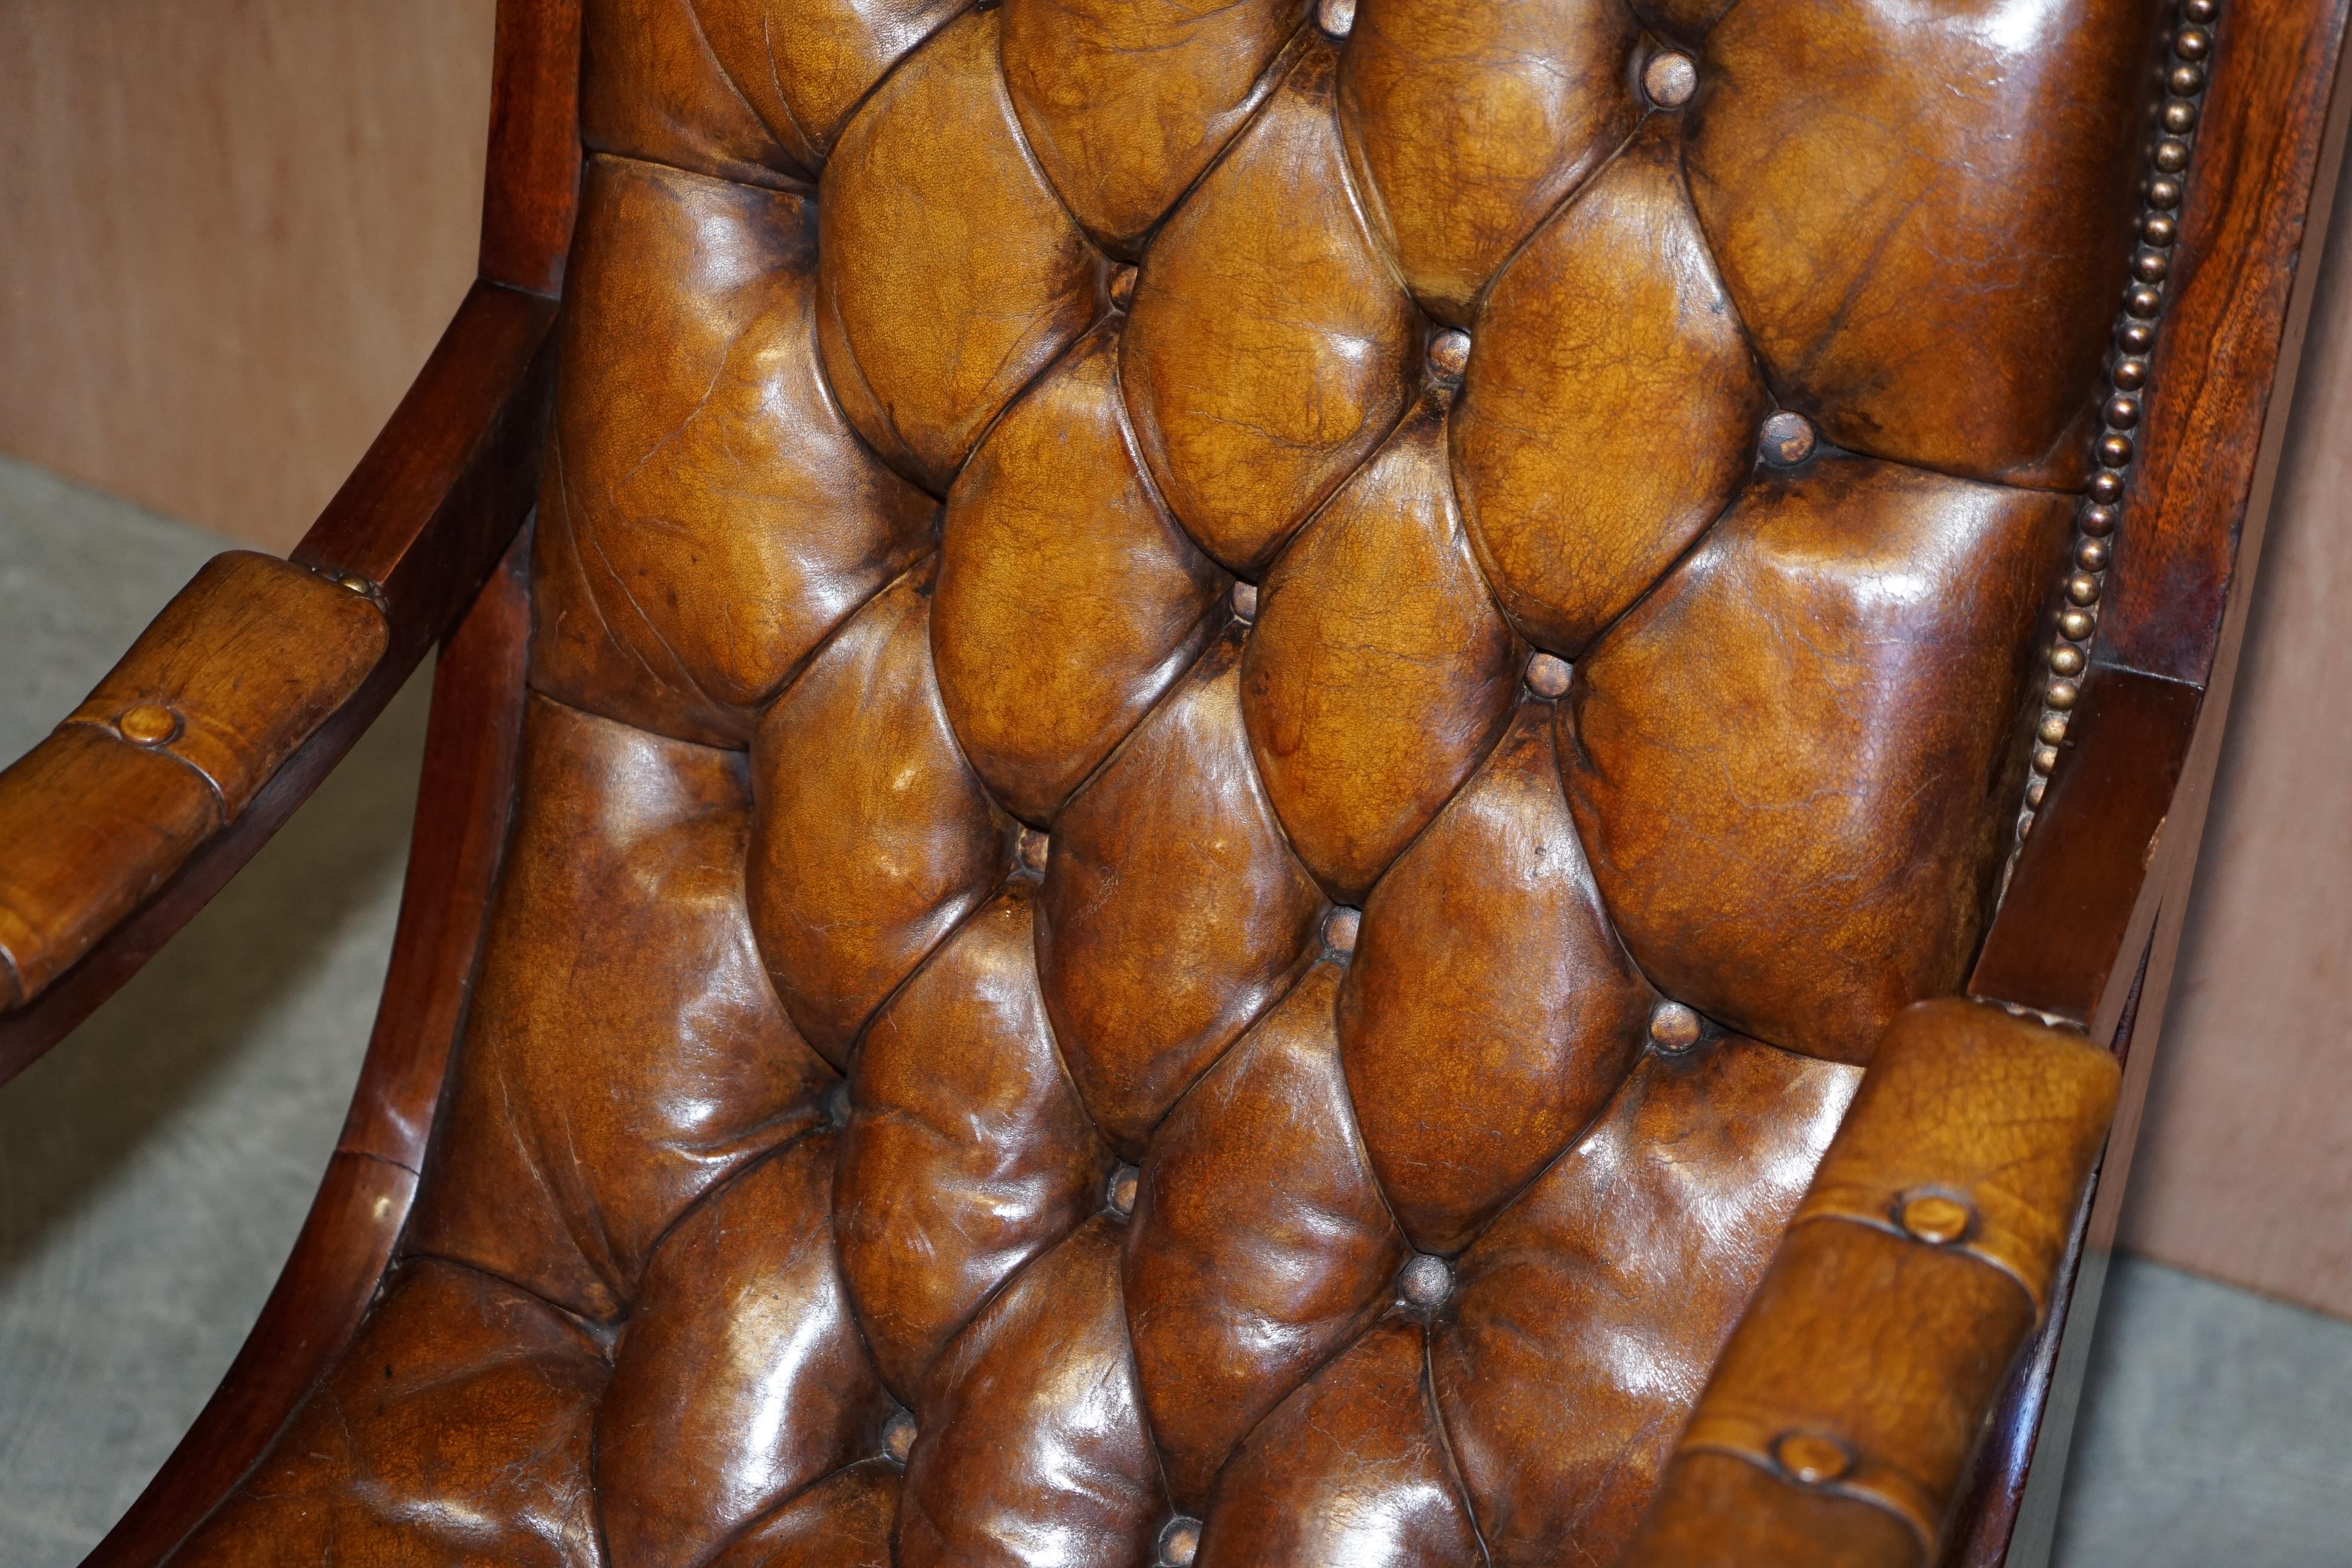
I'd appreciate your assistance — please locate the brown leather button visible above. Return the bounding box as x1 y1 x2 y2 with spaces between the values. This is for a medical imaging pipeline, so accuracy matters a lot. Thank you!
1105 1163 1140 1221
1158 1516 1202 1567
1642 51 1698 109
1758 411 1817 466
822 1078 852 1129
1898 1191 1975 1246
1774 1431 1853 1486
881 1408 918 1464
1647 1000 1703 1054
1231 581 1258 623
1110 264 1138 309
1323 906 1361 956
1017 826 1051 872
1316 0 1355 38
1427 328 1472 380
117 703 180 746
1398 1252 1453 1309
1525 651 1571 699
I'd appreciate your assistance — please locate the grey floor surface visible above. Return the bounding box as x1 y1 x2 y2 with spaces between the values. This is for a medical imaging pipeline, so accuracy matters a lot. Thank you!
0 451 2346 1564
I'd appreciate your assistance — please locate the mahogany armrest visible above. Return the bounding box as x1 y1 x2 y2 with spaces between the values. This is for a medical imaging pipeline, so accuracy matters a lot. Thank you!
0 555 388 1007
0 278 556 1083
1622 999 2122 1567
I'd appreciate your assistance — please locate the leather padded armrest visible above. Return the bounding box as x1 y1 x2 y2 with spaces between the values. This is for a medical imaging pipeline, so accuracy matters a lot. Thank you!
0 552 387 1007
1620 997 2122 1567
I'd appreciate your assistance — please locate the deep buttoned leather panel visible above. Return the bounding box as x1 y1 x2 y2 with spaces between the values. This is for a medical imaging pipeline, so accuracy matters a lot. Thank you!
193 0 2157 1560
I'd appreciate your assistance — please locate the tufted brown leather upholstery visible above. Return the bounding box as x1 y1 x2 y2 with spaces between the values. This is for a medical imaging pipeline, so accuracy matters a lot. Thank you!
152 0 2185 1563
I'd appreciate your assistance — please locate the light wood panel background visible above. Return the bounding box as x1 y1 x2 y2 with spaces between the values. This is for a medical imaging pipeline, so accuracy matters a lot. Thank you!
2119 147 2352 1322
1 0 2348 1319
0 1 495 552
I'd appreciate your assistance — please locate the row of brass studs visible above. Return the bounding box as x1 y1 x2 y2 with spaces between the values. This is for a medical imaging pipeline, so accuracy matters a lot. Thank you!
2014 0 2217 856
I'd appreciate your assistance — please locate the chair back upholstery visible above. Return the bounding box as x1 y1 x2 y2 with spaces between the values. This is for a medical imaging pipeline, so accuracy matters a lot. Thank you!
173 1 2175 1563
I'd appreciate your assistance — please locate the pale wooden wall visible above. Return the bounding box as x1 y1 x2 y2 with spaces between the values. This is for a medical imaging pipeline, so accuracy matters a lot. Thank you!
2120 145 2352 1322
0 0 496 553
1 0 2347 1318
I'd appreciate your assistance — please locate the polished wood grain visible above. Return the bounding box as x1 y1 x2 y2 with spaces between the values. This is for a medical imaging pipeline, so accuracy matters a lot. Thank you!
479 0 584 296
2105 0 2352 684
1970 669 2198 1030
76 535 532 1568
0 0 495 551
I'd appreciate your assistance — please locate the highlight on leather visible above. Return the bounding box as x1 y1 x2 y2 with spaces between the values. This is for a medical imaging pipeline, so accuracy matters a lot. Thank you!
0 551 385 1008
150 0 2186 1555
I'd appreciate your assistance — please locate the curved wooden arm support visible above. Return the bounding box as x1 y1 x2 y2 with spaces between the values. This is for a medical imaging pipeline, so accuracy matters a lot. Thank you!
1622 1001 2121 1568
0 278 557 1086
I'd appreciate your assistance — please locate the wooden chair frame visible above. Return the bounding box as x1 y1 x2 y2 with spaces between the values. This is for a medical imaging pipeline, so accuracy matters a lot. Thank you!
1 1 2346 1562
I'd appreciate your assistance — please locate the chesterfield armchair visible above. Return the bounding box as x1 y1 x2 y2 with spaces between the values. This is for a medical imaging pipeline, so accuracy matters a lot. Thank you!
3 0 2345 1563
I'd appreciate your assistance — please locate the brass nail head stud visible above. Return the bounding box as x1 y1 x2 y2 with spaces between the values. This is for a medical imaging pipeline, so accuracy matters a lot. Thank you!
1232 581 1259 622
